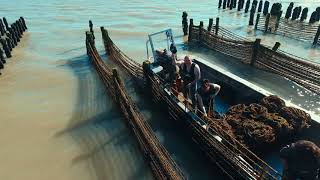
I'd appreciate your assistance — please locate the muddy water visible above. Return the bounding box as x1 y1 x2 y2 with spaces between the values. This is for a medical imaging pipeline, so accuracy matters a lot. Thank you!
0 0 319 179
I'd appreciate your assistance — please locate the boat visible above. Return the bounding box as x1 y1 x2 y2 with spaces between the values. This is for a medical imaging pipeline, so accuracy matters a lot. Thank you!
142 28 320 180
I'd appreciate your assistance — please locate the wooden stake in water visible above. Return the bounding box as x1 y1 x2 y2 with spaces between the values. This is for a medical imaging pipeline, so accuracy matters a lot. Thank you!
313 26 320 46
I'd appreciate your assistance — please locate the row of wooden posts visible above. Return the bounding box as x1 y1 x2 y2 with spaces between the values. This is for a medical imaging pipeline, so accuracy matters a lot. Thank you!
0 17 27 74
217 0 320 45
183 3 320 45
218 0 320 24
183 14 286 63
254 13 320 45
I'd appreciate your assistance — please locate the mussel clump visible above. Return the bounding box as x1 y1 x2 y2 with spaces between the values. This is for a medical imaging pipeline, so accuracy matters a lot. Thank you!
222 95 311 150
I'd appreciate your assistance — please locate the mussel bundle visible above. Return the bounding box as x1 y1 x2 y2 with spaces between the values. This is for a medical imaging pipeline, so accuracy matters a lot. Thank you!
223 95 311 150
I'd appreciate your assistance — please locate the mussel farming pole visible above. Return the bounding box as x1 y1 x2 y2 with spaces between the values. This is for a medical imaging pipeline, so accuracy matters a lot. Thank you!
272 42 281 51
0 48 5 64
3 17 9 30
264 13 270 32
223 0 227 9
249 4 256 25
219 0 222 8
0 19 5 35
188 18 193 41
182 11 188 35
245 0 250 13
215 17 220 35
300 8 308 22
263 1 269 15
0 38 11 58
255 13 260 29
285 2 294 19
199 21 204 40
250 38 261 66
208 18 213 31
313 25 320 45
258 0 263 12
20 17 27 30
237 0 242 11
229 0 233 10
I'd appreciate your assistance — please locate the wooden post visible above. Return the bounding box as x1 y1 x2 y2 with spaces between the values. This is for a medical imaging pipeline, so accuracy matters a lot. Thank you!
233 0 237 8
241 0 245 9
313 25 320 45
0 19 5 35
275 10 282 30
188 18 193 41
0 47 5 64
251 0 258 12
199 21 204 40
291 7 299 20
265 13 270 32
20 17 27 30
237 0 242 11
309 11 317 24
300 8 308 22
219 0 222 8
101 26 111 55
251 38 261 66
0 48 4 69
230 0 233 10
258 0 263 12
223 0 227 9
5 36 13 51
297 6 302 19
249 4 256 25
316 7 320 21
89 20 95 39
15 21 23 36
255 13 260 29
182 11 188 35
0 55 3 69
8 28 17 46
3 17 9 30
263 1 269 15
208 18 213 31
285 2 294 19
227 0 231 8
18 18 25 32
0 38 11 58
272 42 281 51
13 23 22 41
245 0 250 13
215 17 220 35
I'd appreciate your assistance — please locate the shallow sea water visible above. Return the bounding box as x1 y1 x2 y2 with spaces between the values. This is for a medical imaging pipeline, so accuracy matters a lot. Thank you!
0 0 319 179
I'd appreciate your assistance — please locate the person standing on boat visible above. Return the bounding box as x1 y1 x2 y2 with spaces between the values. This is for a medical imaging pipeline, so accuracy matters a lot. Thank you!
196 79 220 117
179 55 201 105
280 140 320 180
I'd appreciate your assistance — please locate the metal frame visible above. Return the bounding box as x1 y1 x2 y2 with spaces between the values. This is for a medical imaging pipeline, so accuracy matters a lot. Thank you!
146 29 174 62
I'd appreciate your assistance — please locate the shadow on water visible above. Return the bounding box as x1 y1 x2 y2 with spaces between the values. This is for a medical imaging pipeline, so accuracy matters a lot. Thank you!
55 54 153 180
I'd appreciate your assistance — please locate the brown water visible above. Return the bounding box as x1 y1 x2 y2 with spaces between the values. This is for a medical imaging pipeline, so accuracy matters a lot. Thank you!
0 0 319 179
